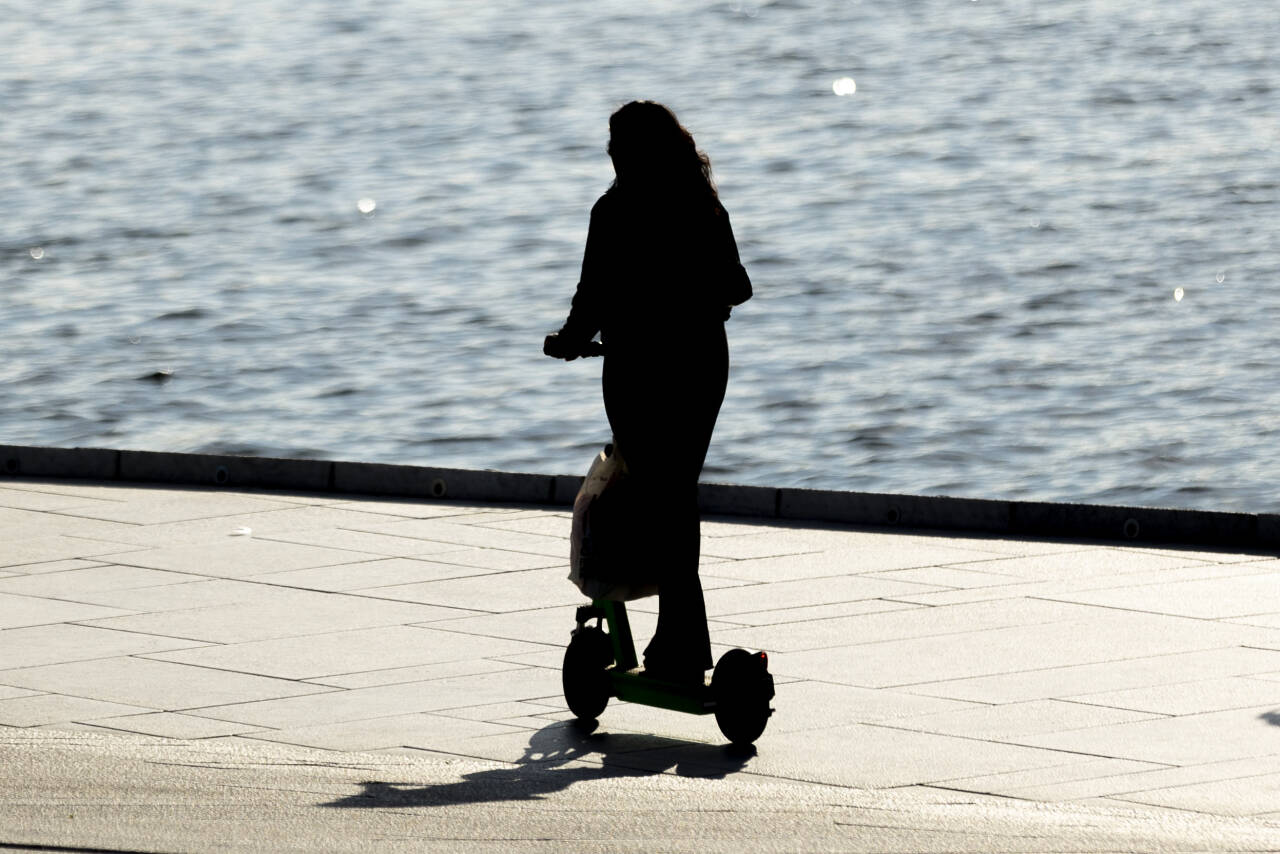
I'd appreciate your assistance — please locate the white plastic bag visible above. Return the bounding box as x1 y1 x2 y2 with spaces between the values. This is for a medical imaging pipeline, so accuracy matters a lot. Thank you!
568 441 658 601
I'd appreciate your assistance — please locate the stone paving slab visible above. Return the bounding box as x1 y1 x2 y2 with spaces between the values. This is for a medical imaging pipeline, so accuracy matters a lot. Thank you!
85 711 269 740
886 698 1163 740
903 645 1280 705
353 566 588 612
939 757 1170 801
309 658 527 690
191 667 561 730
0 536 146 568
1066 675 1280 716
1115 771 1280 817
710 596 919 627
1014 704 1280 766
104 536 379 576
1 656 333 710
0 694 153 727
82 588 473 643
0 507 137 543
0 564 198 598
349 517 570 558
252 712 531 753
85 506 420 547
0 623 206 670
0 486 116 513
1233 614 1280 630
714 596 1097 655
1046 570 1280 619
258 527 483 557
53 492 300 525
773 609 1280 689
699 573 947 616
143 625 543 680
242 556 495 591
2 476 1280 840
0 591 134 629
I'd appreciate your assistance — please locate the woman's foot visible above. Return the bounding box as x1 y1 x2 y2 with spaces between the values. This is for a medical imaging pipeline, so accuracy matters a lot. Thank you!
642 658 708 686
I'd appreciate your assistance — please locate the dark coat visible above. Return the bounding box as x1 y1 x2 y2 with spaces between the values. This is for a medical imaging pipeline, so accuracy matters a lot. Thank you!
557 187 752 353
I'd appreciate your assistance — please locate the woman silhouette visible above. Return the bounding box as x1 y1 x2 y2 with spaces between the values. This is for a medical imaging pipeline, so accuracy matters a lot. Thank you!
545 101 752 683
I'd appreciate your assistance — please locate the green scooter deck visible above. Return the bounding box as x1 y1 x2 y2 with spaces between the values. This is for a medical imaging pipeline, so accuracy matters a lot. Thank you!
609 668 715 715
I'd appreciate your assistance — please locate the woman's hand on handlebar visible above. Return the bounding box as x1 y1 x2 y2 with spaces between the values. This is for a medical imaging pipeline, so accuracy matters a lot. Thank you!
544 333 604 361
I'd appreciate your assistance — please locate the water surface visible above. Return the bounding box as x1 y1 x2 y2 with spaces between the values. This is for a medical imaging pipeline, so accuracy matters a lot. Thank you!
3 0 1277 510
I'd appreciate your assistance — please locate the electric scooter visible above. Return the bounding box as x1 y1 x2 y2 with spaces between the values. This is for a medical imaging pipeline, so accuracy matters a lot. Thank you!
544 331 775 746
562 599 774 746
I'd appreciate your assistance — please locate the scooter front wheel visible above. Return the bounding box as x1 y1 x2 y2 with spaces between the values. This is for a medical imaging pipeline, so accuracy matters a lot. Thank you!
562 626 613 721
712 649 775 746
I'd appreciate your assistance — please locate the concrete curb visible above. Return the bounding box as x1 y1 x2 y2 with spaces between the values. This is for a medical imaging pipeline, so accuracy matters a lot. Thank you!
2 443 1277 551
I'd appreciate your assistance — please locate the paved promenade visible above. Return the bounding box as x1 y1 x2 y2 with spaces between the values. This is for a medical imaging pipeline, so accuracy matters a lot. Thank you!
4 476 1280 851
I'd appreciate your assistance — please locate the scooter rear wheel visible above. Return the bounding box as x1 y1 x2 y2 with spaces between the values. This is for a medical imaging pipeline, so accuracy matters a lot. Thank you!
562 626 613 721
712 649 774 746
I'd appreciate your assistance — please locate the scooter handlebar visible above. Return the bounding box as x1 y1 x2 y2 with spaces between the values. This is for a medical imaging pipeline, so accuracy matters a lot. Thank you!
544 333 604 360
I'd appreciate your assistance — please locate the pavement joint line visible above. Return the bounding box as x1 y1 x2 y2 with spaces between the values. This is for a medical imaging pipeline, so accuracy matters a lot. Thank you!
853 720 1146 763
1087 768 1280 803
858 717 1085 743
899 649 1270 692
230 570 520 598
188 704 509 729
327 591 504 614
58 534 158 548
409 621 572 643
793 677 999 703
876 595 982 607
313 658 541 680
1023 594 1259 622
1050 696 1181 716
916 784 1043 802
325 536 570 563
110 655 386 687
0 838 162 854
1102 796 1248 820
712 596 923 617
723 620 1094 658
487 658 561 670
62 622 222 645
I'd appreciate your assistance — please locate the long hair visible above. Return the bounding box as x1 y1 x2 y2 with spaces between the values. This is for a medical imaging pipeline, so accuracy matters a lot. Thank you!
607 101 719 205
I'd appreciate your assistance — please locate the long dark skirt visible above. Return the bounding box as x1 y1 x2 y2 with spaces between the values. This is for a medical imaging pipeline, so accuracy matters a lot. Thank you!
601 323 729 672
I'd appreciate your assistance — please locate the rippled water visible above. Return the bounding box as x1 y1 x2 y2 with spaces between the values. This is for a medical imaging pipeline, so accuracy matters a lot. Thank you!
3 0 1277 511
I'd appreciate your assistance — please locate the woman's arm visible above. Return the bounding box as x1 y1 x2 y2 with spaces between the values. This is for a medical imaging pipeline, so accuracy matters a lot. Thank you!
718 207 752 309
557 197 612 348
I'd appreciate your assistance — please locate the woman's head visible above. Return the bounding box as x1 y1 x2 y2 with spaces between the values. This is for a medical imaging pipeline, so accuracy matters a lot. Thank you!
607 101 717 200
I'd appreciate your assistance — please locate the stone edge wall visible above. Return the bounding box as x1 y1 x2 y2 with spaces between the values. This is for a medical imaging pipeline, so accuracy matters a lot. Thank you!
2 444 1276 550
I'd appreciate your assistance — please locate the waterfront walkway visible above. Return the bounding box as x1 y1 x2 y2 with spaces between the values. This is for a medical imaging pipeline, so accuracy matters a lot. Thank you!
4 476 1280 851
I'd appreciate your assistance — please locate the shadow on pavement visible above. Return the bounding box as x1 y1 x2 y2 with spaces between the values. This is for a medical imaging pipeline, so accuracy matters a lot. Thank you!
1260 711 1280 727
322 720 753 809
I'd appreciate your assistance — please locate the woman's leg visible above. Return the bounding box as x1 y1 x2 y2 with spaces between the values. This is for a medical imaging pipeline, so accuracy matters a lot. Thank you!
603 329 728 677
644 478 713 672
